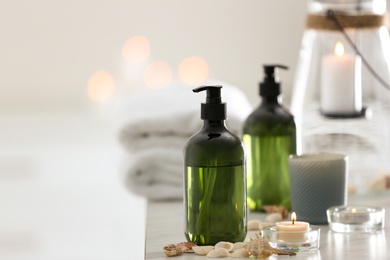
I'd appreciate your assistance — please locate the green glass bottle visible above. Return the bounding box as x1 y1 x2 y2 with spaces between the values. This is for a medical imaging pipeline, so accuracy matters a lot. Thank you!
184 85 247 246
243 65 296 212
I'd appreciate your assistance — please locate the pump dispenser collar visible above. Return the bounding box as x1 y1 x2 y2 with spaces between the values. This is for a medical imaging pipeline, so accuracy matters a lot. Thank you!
260 64 288 97
193 85 227 120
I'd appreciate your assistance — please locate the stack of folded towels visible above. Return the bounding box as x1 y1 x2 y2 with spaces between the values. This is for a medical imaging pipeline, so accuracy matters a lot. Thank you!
116 80 253 201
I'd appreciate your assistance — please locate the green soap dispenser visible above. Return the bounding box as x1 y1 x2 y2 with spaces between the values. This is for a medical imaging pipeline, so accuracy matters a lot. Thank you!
243 65 296 212
184 85 247 245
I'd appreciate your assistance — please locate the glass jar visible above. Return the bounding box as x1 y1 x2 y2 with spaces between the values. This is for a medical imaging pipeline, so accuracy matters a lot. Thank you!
291 0 390 194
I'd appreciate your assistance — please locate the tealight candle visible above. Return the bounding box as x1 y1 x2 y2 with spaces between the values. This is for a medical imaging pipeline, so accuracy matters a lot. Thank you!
262 223 321 252
338 207 370 223
276 212 310 242
327 206 385 233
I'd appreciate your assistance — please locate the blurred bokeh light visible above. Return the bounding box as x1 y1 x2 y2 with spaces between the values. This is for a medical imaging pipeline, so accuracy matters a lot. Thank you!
178 56 209 86
122 35 151 63
87 71 116 102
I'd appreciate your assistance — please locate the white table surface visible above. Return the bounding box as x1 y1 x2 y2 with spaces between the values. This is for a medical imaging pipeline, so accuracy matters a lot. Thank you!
0 111 146 260
145 192 390 259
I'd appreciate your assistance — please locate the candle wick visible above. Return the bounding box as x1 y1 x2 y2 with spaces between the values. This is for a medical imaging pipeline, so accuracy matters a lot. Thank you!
292 219 295 225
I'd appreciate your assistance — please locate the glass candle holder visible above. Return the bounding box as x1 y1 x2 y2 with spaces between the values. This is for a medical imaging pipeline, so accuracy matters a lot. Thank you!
327 205 385 232
262 225 321 252
291 0 390 193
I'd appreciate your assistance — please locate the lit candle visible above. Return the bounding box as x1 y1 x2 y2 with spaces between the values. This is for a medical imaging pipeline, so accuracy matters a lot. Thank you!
276 212 310 242
321 41 362 116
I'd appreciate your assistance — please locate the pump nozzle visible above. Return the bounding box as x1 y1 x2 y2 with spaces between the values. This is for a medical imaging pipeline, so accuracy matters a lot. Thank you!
260 64 288 97
193 85 222 104
193 85 227 120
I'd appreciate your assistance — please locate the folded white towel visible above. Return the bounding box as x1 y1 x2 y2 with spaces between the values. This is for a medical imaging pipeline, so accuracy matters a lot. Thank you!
116 80 252 152
121 148 183 201
123 135 188 152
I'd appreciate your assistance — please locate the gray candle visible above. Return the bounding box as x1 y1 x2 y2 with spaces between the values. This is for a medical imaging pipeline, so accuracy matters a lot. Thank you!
289 153 348 224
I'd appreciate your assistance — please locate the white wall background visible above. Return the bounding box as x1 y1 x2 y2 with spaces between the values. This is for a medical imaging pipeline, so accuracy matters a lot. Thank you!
0 0 310 111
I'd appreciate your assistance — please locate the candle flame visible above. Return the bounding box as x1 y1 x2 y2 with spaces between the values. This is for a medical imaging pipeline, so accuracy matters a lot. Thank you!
335 41 345 57
291 212 297 224
351 208 357 213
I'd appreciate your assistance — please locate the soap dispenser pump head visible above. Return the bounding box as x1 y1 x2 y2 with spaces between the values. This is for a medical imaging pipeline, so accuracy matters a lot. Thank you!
193 85 227 120
260 64 288 97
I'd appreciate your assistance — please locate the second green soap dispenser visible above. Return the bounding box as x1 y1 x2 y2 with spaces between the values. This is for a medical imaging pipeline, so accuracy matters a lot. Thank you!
243 65 296 212
184 85 247 245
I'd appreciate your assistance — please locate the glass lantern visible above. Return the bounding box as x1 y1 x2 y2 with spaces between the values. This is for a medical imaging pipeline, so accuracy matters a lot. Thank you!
291 0 390 194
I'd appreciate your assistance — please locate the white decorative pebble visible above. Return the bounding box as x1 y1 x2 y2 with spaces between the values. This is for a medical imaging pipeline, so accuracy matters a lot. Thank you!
231 242 245 252
248 219 261 230
215 241 234 251
206 248 230 258
231 248 250 258
193 246 214 255
265 212 283 223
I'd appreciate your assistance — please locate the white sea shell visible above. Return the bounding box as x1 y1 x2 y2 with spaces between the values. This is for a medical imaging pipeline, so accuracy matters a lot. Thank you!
206 248 230 258
265 212 283 223
214 241 234 251
245 233 296 258
162 244 182 257
231 242 245 252
231 248 250 258
248 219 261 230
192 246 214 256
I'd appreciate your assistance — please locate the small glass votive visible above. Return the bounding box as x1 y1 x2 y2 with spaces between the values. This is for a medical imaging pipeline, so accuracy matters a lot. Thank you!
261 225 320 252
327 205 385 233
